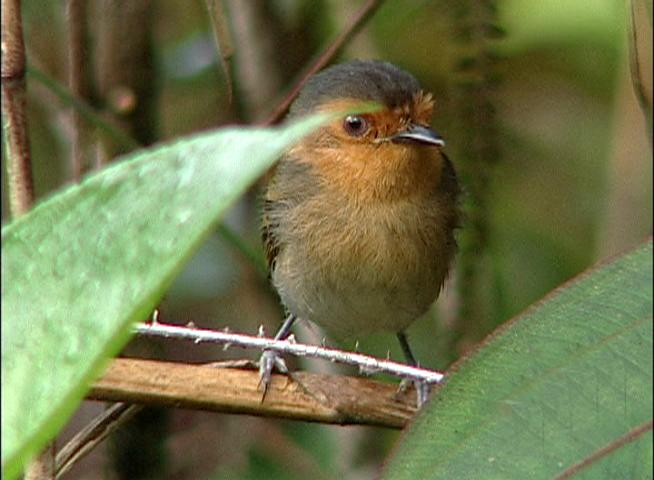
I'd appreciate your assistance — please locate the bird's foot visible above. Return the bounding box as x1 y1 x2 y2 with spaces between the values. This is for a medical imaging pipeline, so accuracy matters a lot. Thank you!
415 380 431 408
258 349 288 400
397 378 431 408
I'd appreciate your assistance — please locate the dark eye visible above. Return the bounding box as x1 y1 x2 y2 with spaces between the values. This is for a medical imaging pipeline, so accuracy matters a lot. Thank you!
343 115 368 137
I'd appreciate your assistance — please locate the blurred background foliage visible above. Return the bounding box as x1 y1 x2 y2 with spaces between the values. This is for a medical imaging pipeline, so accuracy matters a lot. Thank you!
3 0 651 479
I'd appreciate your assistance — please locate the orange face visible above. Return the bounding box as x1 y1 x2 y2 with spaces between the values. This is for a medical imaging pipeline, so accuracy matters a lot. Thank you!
311 90 435 143
288 91 443 202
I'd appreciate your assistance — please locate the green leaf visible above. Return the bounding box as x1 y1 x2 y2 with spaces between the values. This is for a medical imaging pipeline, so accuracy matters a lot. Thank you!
1 114 327 479
383 240 653 480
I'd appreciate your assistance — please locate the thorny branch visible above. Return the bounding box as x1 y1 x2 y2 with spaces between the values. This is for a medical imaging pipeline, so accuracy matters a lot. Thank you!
63 326 433 477
59 317 439 476
136 321 445 384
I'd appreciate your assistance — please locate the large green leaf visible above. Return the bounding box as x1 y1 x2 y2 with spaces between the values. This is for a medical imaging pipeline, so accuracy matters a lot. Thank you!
1 115 326 479
383 240 653 479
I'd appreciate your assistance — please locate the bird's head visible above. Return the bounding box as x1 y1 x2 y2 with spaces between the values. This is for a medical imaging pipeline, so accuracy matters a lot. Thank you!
286 60 446 201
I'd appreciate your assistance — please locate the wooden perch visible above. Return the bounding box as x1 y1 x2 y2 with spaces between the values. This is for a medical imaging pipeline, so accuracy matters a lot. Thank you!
88 358 416 429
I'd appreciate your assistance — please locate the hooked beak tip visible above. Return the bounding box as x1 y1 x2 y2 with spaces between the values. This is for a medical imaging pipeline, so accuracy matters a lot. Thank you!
391 124 445 147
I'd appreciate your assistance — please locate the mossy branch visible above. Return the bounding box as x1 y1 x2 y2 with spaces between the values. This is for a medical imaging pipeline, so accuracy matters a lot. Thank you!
451 0 503 353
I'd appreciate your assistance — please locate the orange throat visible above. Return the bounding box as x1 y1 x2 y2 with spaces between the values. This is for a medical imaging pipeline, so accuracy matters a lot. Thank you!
302 142 444 203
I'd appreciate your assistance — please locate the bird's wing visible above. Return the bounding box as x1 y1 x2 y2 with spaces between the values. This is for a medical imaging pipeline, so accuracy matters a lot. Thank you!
261 157 317 275
261 198 281 274
440 152 462 231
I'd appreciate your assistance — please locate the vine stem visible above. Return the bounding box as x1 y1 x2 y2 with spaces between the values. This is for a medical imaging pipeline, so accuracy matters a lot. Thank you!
136 321 445 384
261 0 385 126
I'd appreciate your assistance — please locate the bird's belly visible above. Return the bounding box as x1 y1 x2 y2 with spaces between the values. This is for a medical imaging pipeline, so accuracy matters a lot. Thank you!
288 277 437 337
272 201 449 337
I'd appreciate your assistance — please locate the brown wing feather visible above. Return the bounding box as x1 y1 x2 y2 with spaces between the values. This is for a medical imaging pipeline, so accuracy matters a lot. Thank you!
261 198 281 274
261 157 319 276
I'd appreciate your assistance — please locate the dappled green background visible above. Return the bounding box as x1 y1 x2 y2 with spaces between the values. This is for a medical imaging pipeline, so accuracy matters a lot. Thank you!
3 0 651 478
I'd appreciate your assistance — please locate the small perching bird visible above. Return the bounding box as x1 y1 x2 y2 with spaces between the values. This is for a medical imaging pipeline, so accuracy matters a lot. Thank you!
260 60 460 406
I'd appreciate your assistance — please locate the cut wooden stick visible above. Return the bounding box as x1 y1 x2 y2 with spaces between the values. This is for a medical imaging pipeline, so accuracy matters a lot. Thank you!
88 358 416 429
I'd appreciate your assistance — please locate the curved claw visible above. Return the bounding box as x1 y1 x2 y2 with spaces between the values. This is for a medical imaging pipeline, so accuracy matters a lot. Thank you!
397 378 432 408
415 380 431 408
395 332 431 408
258 350 288 401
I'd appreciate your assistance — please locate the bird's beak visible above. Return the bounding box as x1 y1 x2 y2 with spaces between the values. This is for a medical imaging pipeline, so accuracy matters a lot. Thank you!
391 124 445 147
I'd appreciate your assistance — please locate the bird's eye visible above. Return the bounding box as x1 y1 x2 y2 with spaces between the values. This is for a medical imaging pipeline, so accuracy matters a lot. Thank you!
343 115 368 137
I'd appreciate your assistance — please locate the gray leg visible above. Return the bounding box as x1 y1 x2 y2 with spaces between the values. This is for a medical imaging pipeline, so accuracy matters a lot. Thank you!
397 332 430 407
258 314 296 398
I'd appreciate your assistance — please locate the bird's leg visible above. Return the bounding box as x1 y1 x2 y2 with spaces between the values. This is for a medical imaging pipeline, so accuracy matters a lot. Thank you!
258 314 296 398
397 332 430 407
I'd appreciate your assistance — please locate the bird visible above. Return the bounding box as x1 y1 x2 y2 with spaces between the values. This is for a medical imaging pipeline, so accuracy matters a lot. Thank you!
259 59 460 406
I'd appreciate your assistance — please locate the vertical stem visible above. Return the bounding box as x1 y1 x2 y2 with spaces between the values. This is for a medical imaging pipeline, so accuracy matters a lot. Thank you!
66 0 93 181
452 0 502 351
225 0 285 121
24 442 56 480
628 0 653 143
94 2 168 478
1 0 35 217
2 2 49 475
205 0 234 102
95 0 156 162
